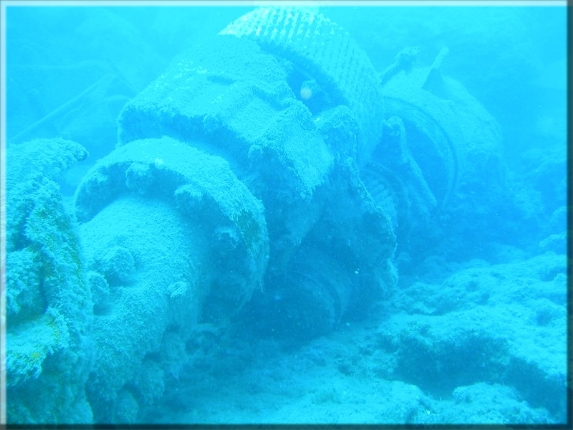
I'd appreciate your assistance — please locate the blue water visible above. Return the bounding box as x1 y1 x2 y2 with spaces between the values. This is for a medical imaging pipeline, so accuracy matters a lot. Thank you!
4 4 568 425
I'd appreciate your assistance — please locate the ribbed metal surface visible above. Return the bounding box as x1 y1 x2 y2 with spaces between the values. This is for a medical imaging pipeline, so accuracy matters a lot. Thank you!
220 6 385 166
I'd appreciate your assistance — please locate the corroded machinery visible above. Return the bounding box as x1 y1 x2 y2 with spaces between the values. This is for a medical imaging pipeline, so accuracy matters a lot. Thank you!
5 6 503 423
113 7 396 343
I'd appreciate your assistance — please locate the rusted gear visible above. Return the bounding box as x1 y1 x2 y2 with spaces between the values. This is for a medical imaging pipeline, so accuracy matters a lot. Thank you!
6 138 93 423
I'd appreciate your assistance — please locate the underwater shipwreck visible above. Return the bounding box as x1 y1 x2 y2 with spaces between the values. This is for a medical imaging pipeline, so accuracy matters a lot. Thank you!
4 6 567 425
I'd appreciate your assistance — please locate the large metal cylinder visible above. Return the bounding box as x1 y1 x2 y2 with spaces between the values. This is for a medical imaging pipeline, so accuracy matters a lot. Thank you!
73 136 269 419
115 17 396 340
